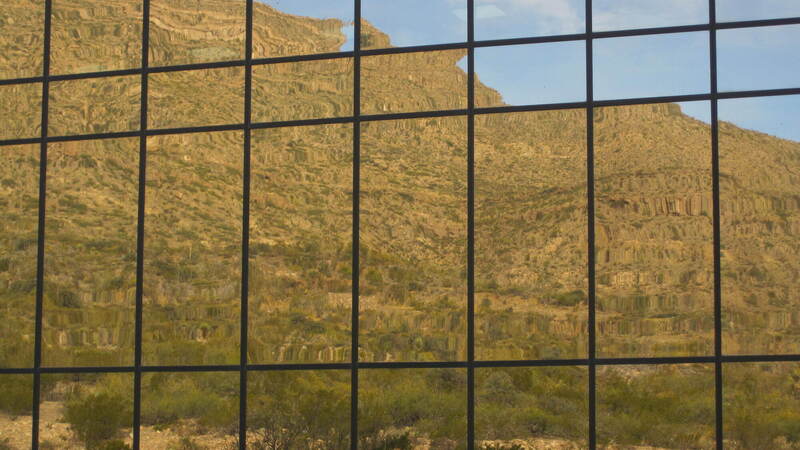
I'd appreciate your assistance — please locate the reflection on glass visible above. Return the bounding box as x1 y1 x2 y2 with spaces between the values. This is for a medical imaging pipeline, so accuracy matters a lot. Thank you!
254 0 353 57
475 0 584 41
724 362 800 449
143 131 242 366
359 368 467 448
476 367 588 448
595 102 714 358
593 0 707 31
597 364 715 449
149 0 245 67
149 67 244 129
718 25 800 93
252 59 353 123
362 0 466 49
0 83 42 140
249 125 352 364
247 370 350 448
0 0 43 79
0 145 38 368
50 0 143 75
475 42 585 107
718 0 800 22
593 32 709 100
43 138 138 367
141 372 238 448
49 76 140 136
39 373 133 449
361 50 467 115
0 375 32 450
475 111 587 361
719 95 800 355
360 117 467 362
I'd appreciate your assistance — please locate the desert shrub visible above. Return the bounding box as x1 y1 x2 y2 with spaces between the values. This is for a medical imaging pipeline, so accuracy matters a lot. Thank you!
63 391 131 449
0 375 33 416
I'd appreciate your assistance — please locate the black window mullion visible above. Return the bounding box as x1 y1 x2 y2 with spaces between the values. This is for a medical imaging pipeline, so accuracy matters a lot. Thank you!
351 0 362 449
586 1 597 449
466 0 476 448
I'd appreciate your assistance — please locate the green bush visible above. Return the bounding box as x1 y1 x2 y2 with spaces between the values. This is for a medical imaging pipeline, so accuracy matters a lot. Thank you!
63 391 131 449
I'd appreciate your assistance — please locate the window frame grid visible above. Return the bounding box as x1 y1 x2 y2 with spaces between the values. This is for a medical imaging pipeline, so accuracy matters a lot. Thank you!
0 0 797 449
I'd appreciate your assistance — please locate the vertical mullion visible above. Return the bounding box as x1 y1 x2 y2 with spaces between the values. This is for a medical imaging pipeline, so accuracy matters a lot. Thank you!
133 0 151 448
466 0 475 448
585 0 597 449
239 0 254 448
31 0 52 448
709 0 723 449
351 0 362 449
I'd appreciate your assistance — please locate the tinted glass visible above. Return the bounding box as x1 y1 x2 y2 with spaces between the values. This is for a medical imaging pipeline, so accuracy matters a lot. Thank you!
718 0 800 22
361 50 467 115
593 0 707 31
143 131 242 366
149 0 245 67
39 373 133 449
43 138 138 367
254 0 353 57
141 372 238 448
595 102 714 358
718 25 800 93
474 41 586 107
149 67 245 129
359 368 467 448
50 0 143 75
0 375 32 449
475 110 588 360
594 32 709 100
49 76 140 136
0 145 38 368
0 83 42 140
249 125 352 364
597 364 715 449
719 95 800 355
247 370 350 448
361 0 466 49
476 367 588 447
474 0 585 41
251 58 353 123
0 0 44 80
360 117 467 362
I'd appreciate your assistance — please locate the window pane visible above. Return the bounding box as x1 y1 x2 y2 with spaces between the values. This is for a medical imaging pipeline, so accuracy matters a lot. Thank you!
360 117 467 362
724 362 800 449
251 58 353 123
0 145 38 368
597 364 715 449
475 0 584 41
49 76 140 136
718 0 800 22
0 0 44 80
247 370 350 448
249 125 352 364
719 95 800 355
359 368 467 448
141 372 238 448
143 131 242 366
254 0 353 58
593 32 709 100
361 0 466 49
361 50 467 115
0 375 32 449
149 67 244 129
149 0 245 67
595 102 714 358
476 367 588 447
43 138 138 367
718 25 800 93
476 110 588 361
0 83 42 140
475 42 586 107
39 373 133 449
50 0 143 75
593 0 707 31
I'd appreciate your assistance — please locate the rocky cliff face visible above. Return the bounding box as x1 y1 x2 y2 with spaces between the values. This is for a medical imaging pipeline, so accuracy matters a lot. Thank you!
0 0 798 368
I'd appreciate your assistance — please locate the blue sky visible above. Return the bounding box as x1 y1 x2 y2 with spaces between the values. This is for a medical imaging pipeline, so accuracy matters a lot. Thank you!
259 0 800 142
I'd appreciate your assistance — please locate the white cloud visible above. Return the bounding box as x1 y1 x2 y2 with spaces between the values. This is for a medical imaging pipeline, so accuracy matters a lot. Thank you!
593 0 707 31
476 0 583 34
